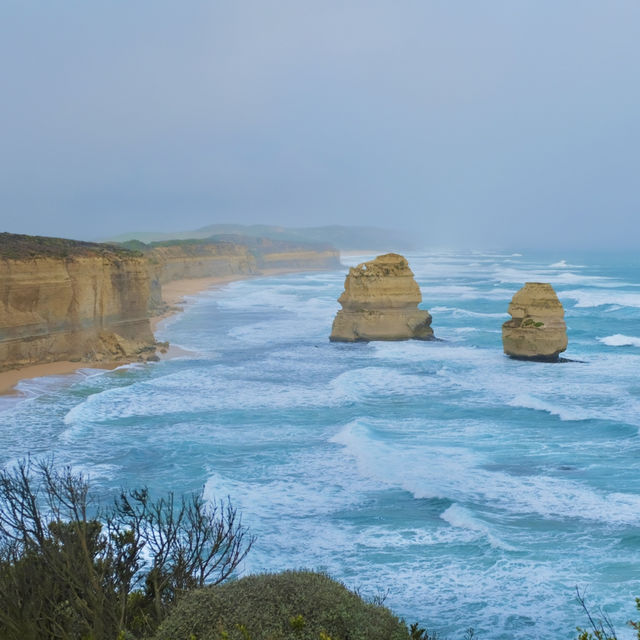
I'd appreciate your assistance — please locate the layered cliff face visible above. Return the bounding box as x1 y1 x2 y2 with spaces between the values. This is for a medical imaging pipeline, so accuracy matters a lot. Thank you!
200 234 342 272
145 242 258 312
0 235 156 371
148 242 258 285
330 253 434 342
143 237 341 312
502 282 568 361
257 249 341 271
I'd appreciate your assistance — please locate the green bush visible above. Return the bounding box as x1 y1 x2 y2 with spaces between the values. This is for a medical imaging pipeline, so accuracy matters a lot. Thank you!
152 570 411 640
0 459 253 640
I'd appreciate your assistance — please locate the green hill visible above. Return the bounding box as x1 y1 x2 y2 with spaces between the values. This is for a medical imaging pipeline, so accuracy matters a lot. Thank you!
104 225 417 251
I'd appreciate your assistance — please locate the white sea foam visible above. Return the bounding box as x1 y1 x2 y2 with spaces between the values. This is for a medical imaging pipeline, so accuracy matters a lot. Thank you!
598 334 640 348
421 284 514 301
440 504 516 551
507 394 593 422
430 306 507 318
63 361 432 431
63 367 345 428
494 267 615 287
562 289 640 308
331 420 640 526
329 367 431 403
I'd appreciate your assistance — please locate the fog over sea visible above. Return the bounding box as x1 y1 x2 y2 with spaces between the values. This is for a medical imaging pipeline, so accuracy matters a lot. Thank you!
2 250 640 639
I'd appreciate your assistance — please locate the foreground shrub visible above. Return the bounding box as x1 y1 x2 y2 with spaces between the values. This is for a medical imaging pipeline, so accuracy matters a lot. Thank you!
152 570 411 640
0 458 253 640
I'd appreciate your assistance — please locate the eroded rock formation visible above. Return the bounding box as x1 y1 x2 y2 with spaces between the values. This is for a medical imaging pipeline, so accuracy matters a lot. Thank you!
330 253 433 342
502 282 568 361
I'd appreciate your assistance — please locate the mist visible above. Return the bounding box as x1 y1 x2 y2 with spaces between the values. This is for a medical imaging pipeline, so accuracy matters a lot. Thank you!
1 1 639 249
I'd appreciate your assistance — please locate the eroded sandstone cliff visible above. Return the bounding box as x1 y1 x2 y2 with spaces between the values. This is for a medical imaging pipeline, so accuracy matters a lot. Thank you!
502 282 568 361
0 234 156 371
142 236 341 313
330 253 434 342
0 232 343 371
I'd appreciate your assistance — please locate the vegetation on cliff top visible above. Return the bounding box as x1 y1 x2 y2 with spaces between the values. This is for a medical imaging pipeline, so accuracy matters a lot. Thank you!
0 232 141 260
119 234 335 256
153 570 415 640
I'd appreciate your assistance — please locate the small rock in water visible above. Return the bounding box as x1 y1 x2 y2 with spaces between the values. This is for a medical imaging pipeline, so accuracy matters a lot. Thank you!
502 282 568 361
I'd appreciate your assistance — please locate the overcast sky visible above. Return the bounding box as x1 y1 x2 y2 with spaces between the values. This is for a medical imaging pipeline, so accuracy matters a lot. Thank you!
1 1 639 249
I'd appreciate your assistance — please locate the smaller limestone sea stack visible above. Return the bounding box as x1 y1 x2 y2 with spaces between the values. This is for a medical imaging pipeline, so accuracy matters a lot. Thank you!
330 253 434 342
502 282 568 361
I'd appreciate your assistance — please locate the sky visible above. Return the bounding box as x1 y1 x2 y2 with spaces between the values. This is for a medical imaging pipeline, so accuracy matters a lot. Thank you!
1 1 639 249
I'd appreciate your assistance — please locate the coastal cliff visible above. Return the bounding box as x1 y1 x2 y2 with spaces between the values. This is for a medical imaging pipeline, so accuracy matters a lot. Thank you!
0 234 156 371
0 232 342 374
144 241 258 312
134 235 341 313
209 234 342 271
330 253 434 342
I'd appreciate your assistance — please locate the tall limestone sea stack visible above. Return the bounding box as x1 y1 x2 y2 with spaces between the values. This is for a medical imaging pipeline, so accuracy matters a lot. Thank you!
330 253 434 342
502 282 568 361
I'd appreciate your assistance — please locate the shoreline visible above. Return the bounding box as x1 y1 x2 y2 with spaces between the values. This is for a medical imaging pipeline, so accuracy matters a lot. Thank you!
0 361 124 397
0 265 342 398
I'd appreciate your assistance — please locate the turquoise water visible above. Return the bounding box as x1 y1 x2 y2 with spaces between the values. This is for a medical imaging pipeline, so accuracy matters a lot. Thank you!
2 250 640 639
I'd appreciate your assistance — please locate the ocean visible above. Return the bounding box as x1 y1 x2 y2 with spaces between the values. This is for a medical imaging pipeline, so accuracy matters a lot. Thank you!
2 250 640 639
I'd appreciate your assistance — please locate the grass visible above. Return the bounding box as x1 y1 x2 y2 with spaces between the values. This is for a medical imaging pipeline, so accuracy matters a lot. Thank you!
0 232 141 260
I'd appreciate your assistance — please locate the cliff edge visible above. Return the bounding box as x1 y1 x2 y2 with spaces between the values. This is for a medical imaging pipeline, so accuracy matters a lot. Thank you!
0 233 156 371
330 253 433 342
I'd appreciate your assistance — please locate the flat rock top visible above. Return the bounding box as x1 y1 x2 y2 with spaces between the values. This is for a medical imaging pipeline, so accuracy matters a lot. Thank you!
508 282 565 318
350 253 412 277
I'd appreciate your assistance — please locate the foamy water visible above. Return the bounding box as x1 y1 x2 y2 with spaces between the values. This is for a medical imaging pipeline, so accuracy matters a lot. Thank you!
2 250 640 639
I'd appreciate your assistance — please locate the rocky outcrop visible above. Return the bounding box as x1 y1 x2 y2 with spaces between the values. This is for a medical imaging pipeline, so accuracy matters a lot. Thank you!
0 234 156 371
330 253 433 342
502 282 568 361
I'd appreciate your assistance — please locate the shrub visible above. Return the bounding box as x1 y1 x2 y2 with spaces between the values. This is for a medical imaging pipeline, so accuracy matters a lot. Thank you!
152 570 411 640
0 458 253 639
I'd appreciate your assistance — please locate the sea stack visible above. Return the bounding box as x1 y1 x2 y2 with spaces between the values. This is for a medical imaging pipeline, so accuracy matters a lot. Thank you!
330 253 434 342
502 282 568 361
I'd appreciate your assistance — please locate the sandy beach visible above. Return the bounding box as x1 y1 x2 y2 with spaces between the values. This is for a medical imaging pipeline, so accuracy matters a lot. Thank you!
0 361 122 396
149 274 248 333
0 265 342 397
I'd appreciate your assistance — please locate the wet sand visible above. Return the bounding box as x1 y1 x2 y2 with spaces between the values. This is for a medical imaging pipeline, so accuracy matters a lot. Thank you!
0 361 122 396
